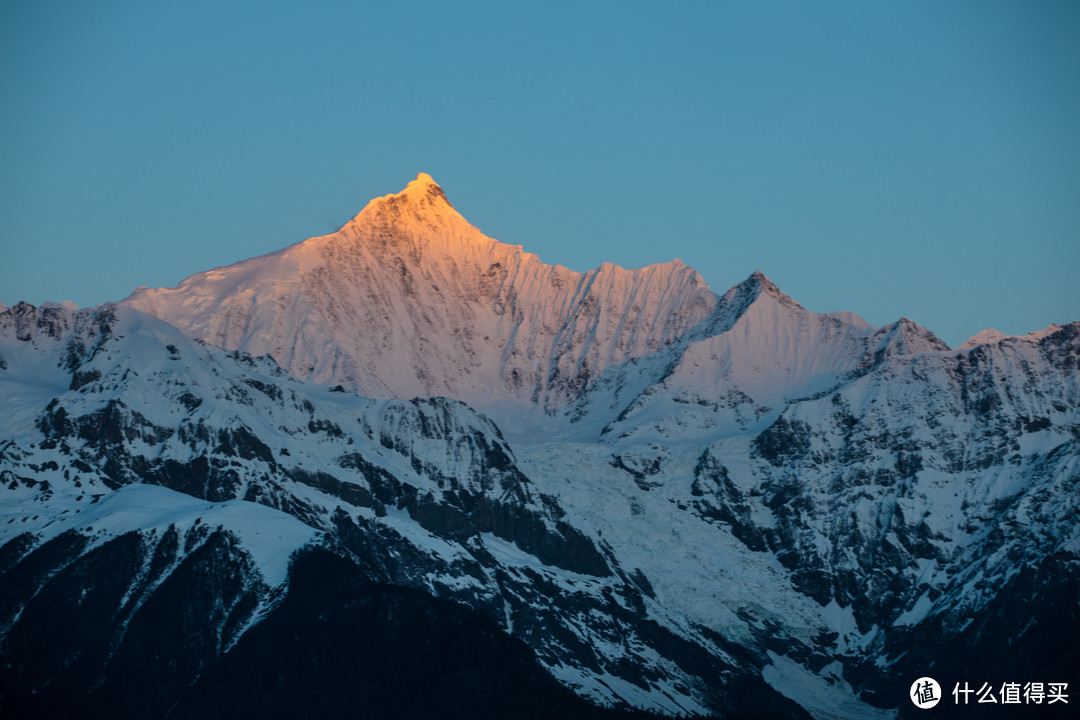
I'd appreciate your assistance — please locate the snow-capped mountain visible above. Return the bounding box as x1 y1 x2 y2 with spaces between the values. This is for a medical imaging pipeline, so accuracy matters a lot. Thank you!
0 302 804 718
957 324 1066 350
3 175 1077 719
123 174 717 422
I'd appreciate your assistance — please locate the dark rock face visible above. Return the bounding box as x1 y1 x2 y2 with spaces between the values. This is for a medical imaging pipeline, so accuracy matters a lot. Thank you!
0 534 668 720
869 552 1080 720
753 417 813 466
0 527 265 719
172 548 664 720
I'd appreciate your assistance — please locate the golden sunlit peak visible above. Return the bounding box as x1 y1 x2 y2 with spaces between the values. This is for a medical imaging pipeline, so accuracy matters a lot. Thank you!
402 172 441 196
394 172 452 209
346 172 460 230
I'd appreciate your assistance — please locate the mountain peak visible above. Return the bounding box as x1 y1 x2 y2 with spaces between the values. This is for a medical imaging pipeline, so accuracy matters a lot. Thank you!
328 174 468 248
859 317 950 367
748 269 776 292
346 173 461 232
398 172 451 205
403 171 441 195
958 323 1066 350
958 328 1010 351
740 270 802 310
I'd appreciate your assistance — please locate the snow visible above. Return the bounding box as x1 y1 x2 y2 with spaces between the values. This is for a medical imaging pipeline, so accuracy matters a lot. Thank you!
379 505 478 567
0 342 72 441
400 172 442 198
894 591 935 627
516 441 830 647
547 662 711 717
825 310 874 332
481 531 555 571
762 652 898 720
958 323 1064 350
121 174 718 417
958 328 1011 350
2 484 321 588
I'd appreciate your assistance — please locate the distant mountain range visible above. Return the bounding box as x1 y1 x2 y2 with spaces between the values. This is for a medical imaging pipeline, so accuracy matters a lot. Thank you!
2 174 1076 719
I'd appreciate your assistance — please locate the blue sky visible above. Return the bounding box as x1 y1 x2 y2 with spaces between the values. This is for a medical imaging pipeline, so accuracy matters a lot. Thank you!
2 0 1077 348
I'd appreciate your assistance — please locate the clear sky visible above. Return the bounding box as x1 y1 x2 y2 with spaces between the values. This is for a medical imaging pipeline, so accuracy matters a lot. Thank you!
2 0 1077 348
